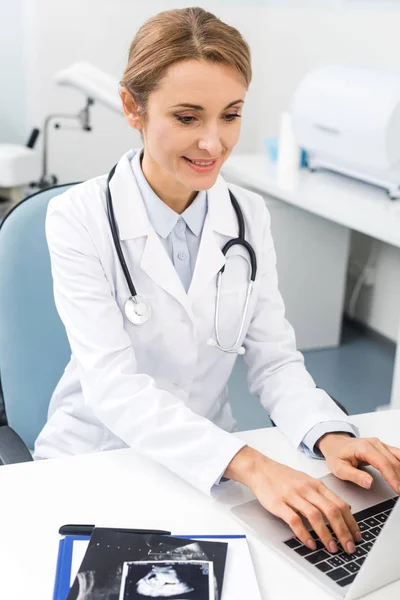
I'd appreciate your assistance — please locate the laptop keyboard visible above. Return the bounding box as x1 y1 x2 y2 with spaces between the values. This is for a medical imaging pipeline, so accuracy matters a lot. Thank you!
283 496 398 588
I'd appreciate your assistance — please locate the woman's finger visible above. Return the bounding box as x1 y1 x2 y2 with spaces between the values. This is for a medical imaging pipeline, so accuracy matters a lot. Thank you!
374 440 400 474
320 485 362 544
288 494 339 554
381 443 400 465
354 439 400 494
331 439 400 491
332 457 375 489
278 503 318 550
305 488 357 554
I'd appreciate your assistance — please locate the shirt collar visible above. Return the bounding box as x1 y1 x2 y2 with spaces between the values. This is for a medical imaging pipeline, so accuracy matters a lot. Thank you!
182 189 207 236
130 148 207 239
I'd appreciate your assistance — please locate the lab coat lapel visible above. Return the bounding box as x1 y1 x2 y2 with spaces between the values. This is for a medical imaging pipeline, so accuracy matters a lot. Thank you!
188 175 238 302
141 230 193 317
108 150 151 240
110 150 193 318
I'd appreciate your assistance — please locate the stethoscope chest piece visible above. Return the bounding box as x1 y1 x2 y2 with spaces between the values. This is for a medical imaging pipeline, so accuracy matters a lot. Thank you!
125 295 152 325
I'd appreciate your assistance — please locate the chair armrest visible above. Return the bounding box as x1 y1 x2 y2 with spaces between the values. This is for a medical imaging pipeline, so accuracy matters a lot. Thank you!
0 426 33 465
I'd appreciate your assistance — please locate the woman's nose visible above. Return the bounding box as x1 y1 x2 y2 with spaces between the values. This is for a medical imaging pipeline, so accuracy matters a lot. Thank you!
198 126 223 156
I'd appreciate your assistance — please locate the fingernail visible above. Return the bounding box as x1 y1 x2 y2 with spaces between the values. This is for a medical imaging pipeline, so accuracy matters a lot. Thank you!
329 540 338 553
363 477 372 488
307 538 317 550
355 531 362 543
347 541 356 554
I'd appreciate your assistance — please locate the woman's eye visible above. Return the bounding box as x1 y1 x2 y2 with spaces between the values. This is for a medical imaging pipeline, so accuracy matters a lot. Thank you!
224 113 241 122
175 115 195 124
175 113 242 125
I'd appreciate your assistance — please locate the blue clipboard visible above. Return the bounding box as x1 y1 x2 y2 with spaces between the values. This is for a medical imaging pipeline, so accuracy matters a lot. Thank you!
53 535 90 600
53 533 246 600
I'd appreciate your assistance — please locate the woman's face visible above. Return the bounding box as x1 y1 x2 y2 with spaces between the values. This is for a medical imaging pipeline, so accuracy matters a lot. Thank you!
137 59 247 192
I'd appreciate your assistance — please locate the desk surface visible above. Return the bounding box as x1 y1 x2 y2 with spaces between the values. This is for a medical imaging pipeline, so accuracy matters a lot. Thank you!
1 410 399 600
222 154 400 249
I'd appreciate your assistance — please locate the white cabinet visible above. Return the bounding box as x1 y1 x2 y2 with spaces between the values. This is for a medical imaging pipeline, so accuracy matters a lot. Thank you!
264 195 350 350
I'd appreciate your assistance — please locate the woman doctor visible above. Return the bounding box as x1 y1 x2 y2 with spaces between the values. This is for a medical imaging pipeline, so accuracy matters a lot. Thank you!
35 7 400 556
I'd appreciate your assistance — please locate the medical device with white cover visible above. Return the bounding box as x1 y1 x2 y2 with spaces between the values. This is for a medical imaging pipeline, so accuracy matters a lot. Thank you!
292 66 400 199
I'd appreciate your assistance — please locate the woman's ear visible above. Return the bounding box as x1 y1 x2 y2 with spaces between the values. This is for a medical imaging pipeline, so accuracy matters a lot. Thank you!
120 87 143 130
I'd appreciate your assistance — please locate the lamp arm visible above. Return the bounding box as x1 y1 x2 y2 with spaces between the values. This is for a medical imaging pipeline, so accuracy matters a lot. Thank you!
37 97 94 189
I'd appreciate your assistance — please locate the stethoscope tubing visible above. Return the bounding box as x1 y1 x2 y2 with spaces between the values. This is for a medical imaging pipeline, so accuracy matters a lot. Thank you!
106 164 138 299
106 161 257 353
224 191 257 281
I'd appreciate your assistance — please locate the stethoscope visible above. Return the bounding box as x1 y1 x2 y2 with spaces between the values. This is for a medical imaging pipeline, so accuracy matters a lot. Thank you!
106 163 257 355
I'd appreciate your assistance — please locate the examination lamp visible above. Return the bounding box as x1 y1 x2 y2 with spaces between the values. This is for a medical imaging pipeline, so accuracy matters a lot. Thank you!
37 62 123 189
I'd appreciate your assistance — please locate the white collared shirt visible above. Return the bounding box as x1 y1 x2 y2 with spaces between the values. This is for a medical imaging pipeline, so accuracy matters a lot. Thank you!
130 149 207 293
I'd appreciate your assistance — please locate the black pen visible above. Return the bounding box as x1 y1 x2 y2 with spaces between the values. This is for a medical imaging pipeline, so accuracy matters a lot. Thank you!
59 524 171 536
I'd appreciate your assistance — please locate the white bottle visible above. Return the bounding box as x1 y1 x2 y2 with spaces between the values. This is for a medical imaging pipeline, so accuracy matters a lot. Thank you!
277 111 301 191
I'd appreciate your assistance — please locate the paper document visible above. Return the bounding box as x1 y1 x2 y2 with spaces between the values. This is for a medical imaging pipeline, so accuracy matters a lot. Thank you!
67 536 261 599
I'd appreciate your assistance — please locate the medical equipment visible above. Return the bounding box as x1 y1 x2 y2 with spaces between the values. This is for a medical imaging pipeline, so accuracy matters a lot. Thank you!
55 62 122 114
0 134 41 217
2 61 121 198
35 63 123 190
292 66 400 199
106 164 257 355
0 144 39 190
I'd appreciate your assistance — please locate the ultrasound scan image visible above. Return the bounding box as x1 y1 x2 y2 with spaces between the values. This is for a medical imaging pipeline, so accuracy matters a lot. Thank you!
119 560 214 599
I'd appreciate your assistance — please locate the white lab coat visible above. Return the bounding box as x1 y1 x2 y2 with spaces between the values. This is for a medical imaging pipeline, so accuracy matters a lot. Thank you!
34 148 353 495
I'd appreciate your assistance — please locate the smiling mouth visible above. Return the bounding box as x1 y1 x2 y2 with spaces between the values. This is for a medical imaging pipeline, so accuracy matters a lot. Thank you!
183 157 218 165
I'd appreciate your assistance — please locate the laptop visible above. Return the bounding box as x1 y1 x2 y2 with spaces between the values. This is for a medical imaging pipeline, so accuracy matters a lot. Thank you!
230 467 400 599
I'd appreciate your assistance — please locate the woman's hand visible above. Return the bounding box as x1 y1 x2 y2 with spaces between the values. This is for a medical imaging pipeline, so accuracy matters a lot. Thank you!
224 446 361 554
317 433 400 495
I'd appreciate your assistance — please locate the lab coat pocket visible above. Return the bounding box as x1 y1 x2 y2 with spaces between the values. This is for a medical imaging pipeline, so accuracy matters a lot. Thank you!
121 292 172 376
38 407 105 456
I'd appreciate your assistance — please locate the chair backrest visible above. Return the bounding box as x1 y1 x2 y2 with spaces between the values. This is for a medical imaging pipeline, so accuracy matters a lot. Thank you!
0 184 77 449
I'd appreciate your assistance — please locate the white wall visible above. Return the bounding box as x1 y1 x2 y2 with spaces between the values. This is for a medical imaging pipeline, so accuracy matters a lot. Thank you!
3 0 400 341
19 0 266 183
0 0 28 144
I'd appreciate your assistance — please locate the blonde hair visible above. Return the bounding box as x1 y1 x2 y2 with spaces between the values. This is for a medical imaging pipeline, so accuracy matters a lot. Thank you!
120 6 252 114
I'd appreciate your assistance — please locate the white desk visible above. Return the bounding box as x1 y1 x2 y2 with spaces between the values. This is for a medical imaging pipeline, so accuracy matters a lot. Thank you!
1 410 399 600
222 155 400 247
222 155 400 409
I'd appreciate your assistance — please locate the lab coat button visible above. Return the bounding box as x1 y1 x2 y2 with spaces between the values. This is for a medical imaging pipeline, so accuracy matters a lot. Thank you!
177 252 186 260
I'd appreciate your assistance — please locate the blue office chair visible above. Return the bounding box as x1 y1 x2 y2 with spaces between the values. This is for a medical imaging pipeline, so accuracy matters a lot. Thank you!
0 184 78 464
